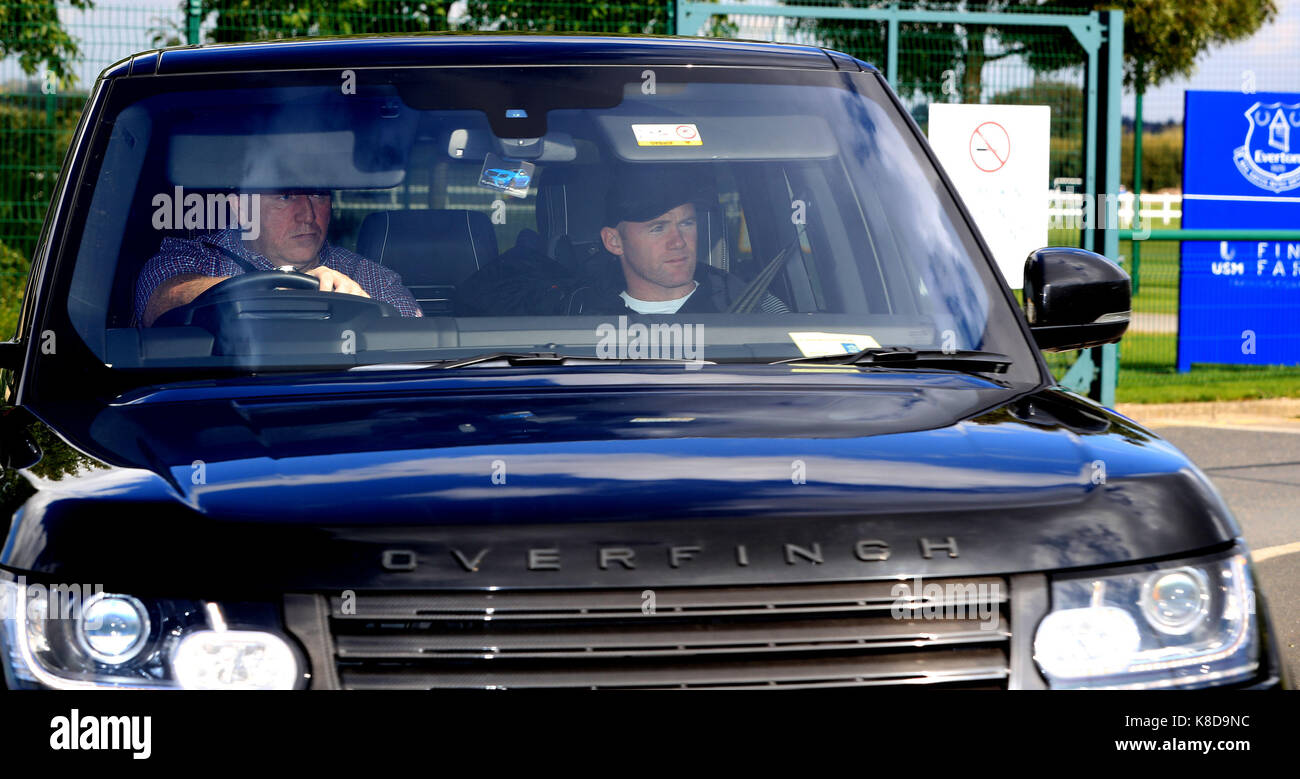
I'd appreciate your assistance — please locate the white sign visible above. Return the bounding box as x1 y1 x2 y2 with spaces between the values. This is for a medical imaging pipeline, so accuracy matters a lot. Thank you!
927 104 1050 288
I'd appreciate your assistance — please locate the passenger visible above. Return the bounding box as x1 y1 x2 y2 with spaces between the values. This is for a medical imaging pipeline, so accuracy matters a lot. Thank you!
453 167 790 316
135 189 422 326
567 167 790 315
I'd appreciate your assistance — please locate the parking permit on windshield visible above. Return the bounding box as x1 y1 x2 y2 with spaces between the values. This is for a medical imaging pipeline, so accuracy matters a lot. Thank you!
478 153 534 198
788 331 882 357
631 123 703 146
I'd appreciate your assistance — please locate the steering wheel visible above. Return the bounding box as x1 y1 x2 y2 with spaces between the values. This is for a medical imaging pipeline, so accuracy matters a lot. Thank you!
152 270 397 327
194 269 321 301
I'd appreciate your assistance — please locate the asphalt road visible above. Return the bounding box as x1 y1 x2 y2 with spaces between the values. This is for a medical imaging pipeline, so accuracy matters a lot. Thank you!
1157 425 1300 687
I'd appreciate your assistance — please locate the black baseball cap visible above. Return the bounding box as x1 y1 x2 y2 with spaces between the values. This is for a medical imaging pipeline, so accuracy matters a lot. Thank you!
602 167 712 228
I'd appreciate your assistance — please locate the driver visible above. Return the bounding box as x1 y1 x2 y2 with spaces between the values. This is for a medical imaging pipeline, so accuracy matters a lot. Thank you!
134 189 422 326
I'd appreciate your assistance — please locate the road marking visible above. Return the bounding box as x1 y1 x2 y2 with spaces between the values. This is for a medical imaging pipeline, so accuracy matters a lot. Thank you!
1140 421 1300 435
1253 541 1300 563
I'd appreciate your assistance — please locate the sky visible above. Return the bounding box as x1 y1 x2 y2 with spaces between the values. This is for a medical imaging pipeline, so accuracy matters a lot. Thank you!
12 0 1300 123
1122 0 1300 122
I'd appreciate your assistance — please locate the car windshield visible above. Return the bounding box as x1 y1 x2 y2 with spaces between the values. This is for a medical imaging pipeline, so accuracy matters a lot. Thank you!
62 64 1041 385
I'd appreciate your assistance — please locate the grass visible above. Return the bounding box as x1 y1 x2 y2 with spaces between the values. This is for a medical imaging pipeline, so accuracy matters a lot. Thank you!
1123 238 1179 316
1043 332 1300 404
1116 332 1300 404
1038 227 1300 403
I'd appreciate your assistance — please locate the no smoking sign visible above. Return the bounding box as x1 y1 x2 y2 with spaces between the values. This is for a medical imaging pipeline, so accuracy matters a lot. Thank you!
927 103 1050 287
969 121 1010 172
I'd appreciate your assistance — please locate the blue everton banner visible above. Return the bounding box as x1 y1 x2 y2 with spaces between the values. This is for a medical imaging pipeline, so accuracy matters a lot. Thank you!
1179 90 1300 372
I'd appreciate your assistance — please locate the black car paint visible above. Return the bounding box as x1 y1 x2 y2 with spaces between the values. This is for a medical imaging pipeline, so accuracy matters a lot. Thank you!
0 35 1285 689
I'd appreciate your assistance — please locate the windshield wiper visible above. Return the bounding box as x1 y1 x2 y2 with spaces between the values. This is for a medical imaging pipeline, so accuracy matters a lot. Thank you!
773 347 1012 374
349 352 712 371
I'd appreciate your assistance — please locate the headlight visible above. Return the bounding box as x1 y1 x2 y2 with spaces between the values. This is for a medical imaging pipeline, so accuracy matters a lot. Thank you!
172 630 299 690
0 575 302 690
1033 551 1258 689
78 593 151 665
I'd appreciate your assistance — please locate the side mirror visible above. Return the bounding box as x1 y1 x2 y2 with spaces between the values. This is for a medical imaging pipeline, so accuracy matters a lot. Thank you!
1022 247 1130 352
0 341 20 372
0 407 39 470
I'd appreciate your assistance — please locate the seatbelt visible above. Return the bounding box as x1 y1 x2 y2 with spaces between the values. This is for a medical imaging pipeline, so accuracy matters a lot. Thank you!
211 242 268 275
213 242 316 277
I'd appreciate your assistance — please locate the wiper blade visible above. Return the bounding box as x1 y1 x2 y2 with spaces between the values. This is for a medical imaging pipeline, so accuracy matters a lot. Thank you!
350 352 712 371
437 351 595 369
773 347 1012 374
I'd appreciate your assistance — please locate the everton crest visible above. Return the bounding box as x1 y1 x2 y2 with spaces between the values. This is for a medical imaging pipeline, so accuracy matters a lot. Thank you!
1233 101 1300 192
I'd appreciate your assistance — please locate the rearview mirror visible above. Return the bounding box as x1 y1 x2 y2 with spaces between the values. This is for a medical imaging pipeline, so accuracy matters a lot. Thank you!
1022 247 1130 352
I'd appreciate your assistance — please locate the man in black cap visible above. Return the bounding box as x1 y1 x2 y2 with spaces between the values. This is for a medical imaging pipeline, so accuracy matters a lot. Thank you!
453 166 788 316
566 167 789 315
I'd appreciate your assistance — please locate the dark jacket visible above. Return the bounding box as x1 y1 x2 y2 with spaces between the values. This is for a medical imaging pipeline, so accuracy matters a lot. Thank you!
454 230 787 317
564 252 769 316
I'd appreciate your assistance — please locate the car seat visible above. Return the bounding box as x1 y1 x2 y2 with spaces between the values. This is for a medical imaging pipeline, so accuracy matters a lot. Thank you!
356 209 499 316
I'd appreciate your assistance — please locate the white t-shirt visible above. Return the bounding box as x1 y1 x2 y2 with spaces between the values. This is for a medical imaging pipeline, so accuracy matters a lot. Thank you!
619 282 700 314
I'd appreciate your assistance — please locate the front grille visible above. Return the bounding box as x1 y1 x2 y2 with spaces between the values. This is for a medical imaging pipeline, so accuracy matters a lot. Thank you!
318 578 1011 689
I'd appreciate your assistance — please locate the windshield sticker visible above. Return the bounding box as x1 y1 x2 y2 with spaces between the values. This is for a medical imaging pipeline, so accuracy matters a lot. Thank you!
631 123 703 146
788 331 882 358
478 153 534 198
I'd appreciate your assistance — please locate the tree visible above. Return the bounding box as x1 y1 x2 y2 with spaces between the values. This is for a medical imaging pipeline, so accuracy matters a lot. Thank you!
161 0 670 46
0 0 95 84
790 0 1278 102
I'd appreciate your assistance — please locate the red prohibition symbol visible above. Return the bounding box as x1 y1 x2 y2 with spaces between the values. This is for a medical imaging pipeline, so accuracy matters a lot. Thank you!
969 121 1010 172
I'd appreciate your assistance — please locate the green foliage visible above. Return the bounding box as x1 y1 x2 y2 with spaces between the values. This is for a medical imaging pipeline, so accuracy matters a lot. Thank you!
1122 0 1277 91
991 82 1082 137
0 0 94 84
0 241 28 340
190 0 451 42
179 0 671 43
461 0 671 33
0 90 88 261
793 0 1277 101
1014 93 1182 190
1121 125 1182 192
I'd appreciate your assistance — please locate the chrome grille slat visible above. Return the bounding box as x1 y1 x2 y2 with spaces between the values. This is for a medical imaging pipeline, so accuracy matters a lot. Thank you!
336 616 1009 658
322 577 1012 689
338 648 1010 689
330 578 1007 621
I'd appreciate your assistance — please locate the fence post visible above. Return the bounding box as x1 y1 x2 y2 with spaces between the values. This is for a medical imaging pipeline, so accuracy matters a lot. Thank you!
1088 9 1123 407
1132 79 1143 295
187 0 202 45
885 4 899 88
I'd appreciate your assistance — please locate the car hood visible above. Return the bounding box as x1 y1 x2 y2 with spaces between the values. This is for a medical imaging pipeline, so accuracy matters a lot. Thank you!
3 367 1238 589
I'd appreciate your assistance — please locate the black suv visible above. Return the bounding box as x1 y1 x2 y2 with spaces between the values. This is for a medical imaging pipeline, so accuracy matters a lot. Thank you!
0 35 1285 689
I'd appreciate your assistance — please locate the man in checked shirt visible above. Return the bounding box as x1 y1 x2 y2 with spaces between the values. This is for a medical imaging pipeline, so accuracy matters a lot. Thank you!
134 189 423 326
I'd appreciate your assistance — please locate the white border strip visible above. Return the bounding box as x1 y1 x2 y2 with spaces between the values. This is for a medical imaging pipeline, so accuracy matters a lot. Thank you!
1183 193 1300 204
